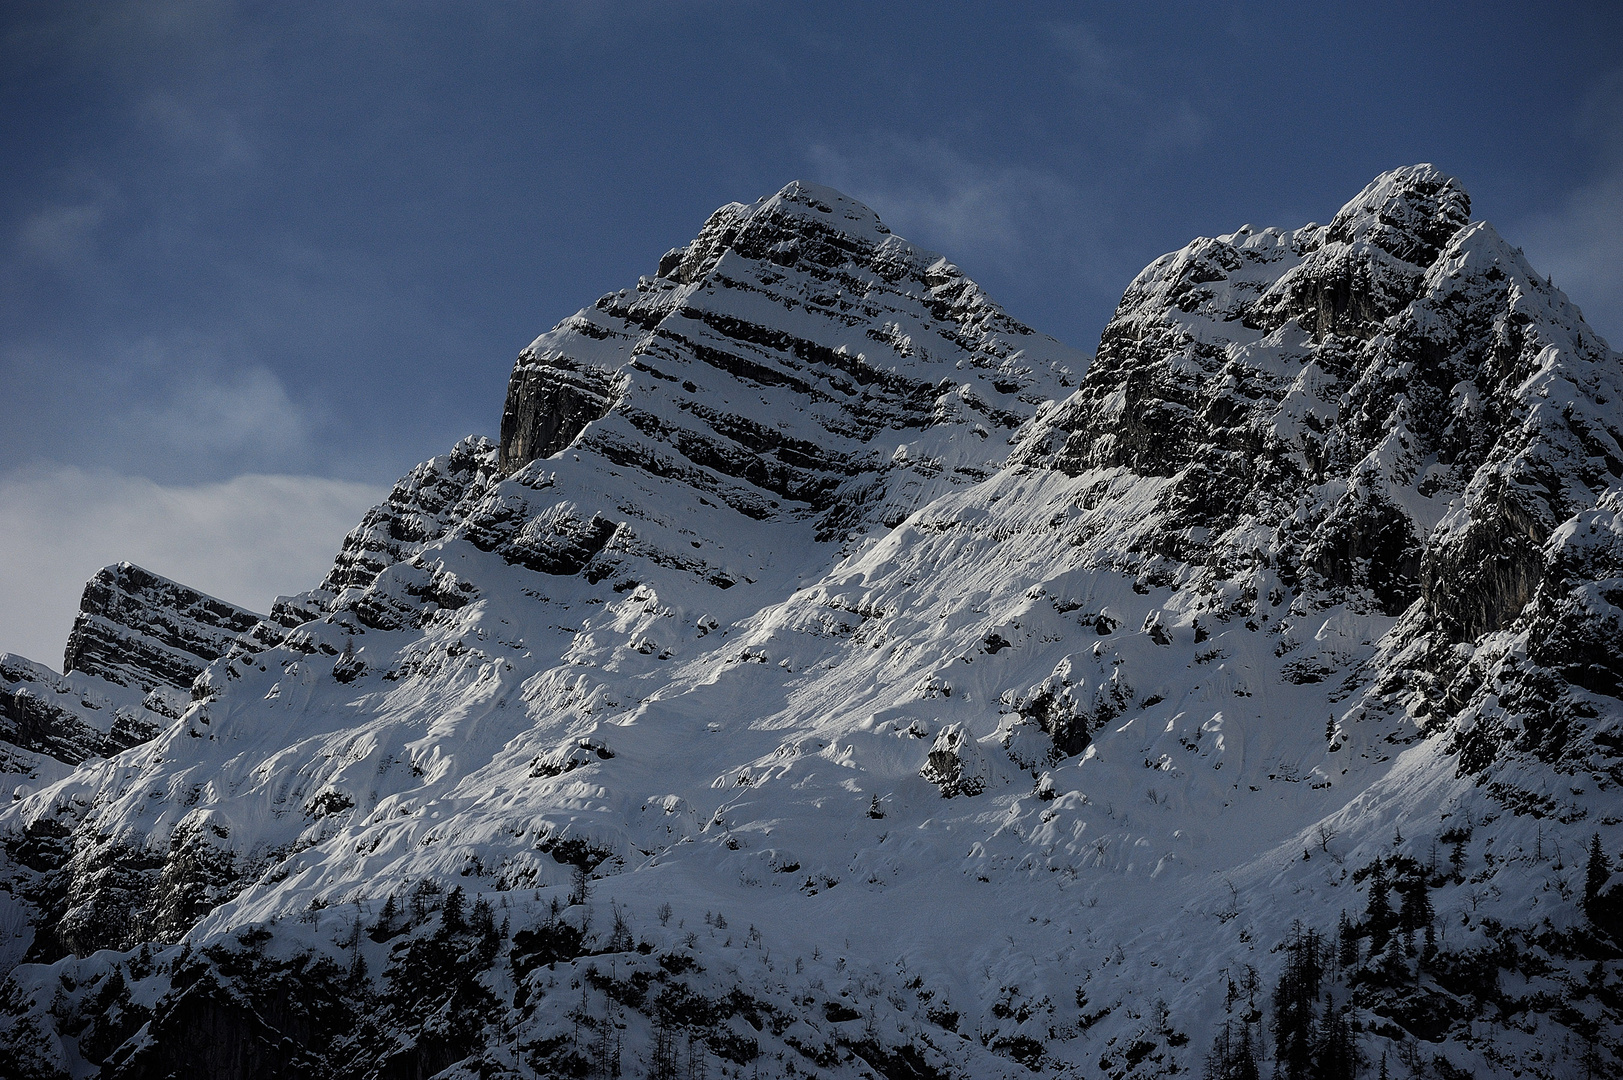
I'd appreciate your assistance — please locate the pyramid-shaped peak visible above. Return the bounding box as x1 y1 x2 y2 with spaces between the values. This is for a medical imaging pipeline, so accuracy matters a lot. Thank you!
1326 163 1472 266
661 180 922 285
756 180 894 240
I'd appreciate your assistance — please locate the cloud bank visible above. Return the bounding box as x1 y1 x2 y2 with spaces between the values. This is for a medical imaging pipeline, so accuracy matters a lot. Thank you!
0 466 383 668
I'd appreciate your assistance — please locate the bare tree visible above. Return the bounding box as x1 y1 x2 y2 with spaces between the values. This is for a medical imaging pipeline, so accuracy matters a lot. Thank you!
1317 822 1338 855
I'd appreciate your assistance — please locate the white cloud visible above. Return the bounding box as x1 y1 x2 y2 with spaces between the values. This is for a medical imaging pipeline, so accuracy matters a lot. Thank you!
0 332 323 477
0 466 384 668
805 137 1110 277
18 201 107 265
115 337 316 460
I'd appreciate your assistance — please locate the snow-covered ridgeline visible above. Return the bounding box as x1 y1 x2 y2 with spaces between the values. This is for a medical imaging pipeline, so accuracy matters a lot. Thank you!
1 169 1620 1080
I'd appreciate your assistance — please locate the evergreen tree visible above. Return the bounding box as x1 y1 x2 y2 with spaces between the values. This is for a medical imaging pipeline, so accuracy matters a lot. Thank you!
471 895 495 937
347 949 369 992
1397 881 1422 953
1337 912 1359 970
1234 1024 1260 1080
1584 834 1610 921
1270 924 1323 1080
1313 995 1357 1080
1205 1020 1262 1080
1369 934 1411 989
1449 833 1468 880
1366 866 1393 955
1416 883 1436 963
1585 833 1621 940
371 893 399 939
442 884 466 934
471 896 500 963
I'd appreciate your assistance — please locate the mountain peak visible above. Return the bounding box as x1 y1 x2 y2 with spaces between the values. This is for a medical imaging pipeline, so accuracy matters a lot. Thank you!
657 180 901 288
1325 162 1472 265
63 561 262 691
757 179 893 238
498 179 1073 475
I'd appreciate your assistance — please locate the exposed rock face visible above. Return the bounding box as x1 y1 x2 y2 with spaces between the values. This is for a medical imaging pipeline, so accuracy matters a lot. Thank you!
63 563 263 695
499 351 620 472
1 565 265 775
492 181 1080 527
272 181 1082 641
0 655 162 768
2 171 1621 1080
1029 164 1621 633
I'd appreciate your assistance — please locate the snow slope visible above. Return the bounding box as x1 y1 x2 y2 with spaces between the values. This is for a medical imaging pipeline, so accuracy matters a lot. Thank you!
1 170 1620 1080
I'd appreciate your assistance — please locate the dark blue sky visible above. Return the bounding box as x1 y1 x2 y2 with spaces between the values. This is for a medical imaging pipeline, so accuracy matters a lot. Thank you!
2 1 1621 659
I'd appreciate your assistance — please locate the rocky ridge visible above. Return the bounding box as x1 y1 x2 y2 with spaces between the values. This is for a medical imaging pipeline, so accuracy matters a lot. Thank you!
1 564 264 784
0 170 1619 1080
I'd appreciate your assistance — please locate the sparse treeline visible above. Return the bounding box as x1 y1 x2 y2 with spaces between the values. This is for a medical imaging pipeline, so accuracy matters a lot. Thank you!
1206 827 1623 1080
1205 924 1356 1080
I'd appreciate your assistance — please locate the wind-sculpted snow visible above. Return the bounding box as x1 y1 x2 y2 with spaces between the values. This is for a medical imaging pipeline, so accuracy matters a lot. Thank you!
2 171 1621 1080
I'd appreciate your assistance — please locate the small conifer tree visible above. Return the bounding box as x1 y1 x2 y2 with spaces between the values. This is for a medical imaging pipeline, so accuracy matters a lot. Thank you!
471 896 499 962
1366 866 1393 954
1270 923 1323 1080
442 884 466 934
1584 834 1609 920
1313 995 1357 1080
373 892 399 938
1337 911 1359 969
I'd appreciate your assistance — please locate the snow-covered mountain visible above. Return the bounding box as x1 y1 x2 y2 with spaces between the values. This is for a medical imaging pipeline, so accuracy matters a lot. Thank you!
2 169 1619 1080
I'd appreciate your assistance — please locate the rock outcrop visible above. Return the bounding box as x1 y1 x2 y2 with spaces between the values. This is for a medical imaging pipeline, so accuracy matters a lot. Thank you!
2 564 264 776
0 655 160 770
63 563 263 696
919 723 994 797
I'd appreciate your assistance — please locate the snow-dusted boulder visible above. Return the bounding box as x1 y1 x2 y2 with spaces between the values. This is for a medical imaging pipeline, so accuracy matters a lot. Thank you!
919 722 993 797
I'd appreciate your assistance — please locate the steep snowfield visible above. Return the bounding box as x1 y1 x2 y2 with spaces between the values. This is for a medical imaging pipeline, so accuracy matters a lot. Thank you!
2 170 1620 1080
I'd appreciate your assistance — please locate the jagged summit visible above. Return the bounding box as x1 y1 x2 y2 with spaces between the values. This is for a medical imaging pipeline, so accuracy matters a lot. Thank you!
1322 162 1471 265
63 561 262 693
2 170 1620 1080
656 181 900 288
497 179 1047 477
1026 164 1620 641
